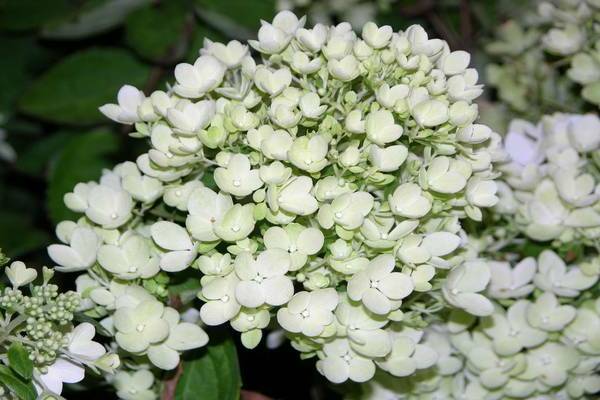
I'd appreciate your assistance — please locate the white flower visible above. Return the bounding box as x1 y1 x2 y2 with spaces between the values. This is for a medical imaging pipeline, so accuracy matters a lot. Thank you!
249 11 304 54
542 24 585 55
440 50 471 76
260 128 293 161
113 300 170 353
566 114 600 152
114 370 156 400
254 66 292 96
173 56 226 98
318 191 374 230
503 120 544 166
327 55 360 81
263 224 324 270
48 227 99 272
37 358 85 395
68 323 106 361
288 135 328 173
4 261 37 287
388 183 432 218
290 51 322 74
481 301 547 356
442 260 493 316
271 175 318 216
277 288 338 336
466 178 498 208
201 39 248 68
365 110 403 146
214 153 263 197
98 234 159 279
426 156 472 194
299 92 327 119
316 339 376 383
465 342 523 390
447 69 483 101
396 232 461 268
335 299 391 358
186 187 233 242
522 342 580 387
526 292 576 332
147 309 208 370
200 272 241 325
166 99 215 134
163 180 204 211
487 258 536 299
368 144 408 172
534 250 598 297
345 109 365 133
150 221 196 272
376 329 437 377
85 184 133 229
99 85 145 124
296 23 328 52
347 254 413 314
234 249 294 307
361 22 392 49
411 99 449 127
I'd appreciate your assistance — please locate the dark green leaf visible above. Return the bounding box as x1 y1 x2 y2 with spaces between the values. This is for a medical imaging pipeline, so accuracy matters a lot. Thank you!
0 212 50 257
8 343 33 380
15 132 72 175
0 36 51 113
42 0 152 40
0 365 36 400
47 130 119 224
194 0 275 32
126 0 191 62
19 48 150 125
175 335 241 400
0 0 74 31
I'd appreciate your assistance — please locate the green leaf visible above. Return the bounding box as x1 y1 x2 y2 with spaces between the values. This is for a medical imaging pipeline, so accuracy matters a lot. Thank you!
15 132 72 175
0 0 74 31
42 0 152 40
0 36 51 113
125 0 191 62
194 0 275 33
0 365 36 400
8 343 33 380
47 130 119 224
19 48 150 125
0 212 50 257
175 335 241 400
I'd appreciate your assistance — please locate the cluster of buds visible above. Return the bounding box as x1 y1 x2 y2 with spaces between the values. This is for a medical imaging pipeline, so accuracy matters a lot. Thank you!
0 262 118 398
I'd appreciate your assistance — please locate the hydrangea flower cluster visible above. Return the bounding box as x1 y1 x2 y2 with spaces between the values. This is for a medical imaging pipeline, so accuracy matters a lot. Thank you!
42 10 505 392
495 112 600 247
355 250 600 400
0 261 118 398
486 0 600 122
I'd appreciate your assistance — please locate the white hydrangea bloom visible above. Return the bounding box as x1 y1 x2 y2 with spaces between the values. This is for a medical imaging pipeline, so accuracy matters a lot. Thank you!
44 9 508 389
